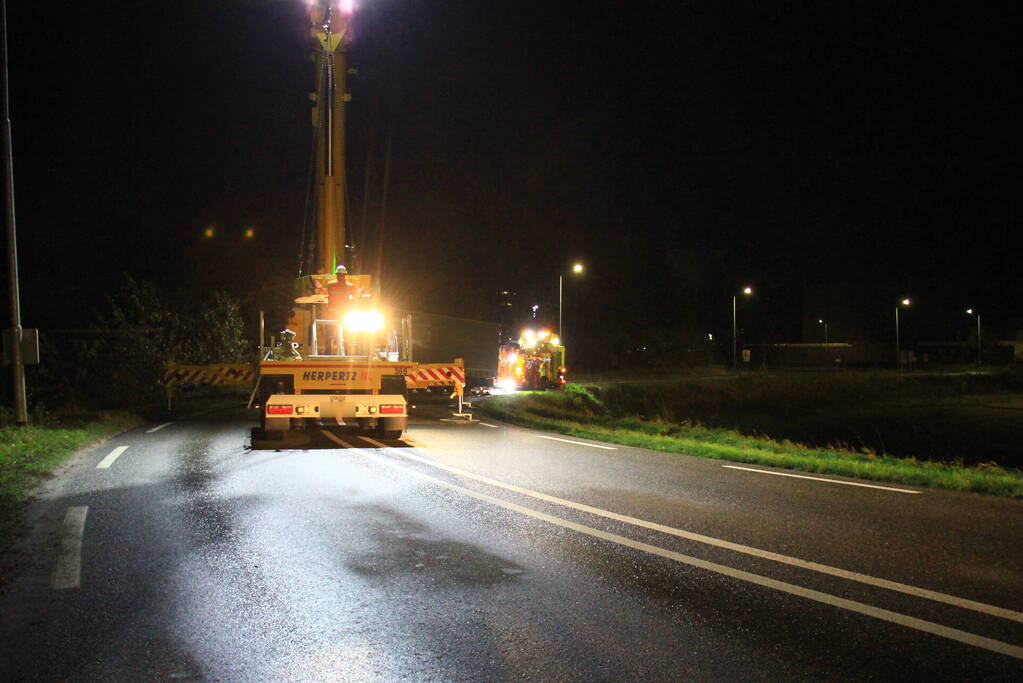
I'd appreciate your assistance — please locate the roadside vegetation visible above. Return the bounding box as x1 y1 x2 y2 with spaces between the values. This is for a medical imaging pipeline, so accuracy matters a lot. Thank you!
0 408 141 531
477 376 1023 498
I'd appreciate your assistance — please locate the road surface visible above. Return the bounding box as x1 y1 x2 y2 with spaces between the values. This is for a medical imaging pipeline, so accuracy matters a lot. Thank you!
1 399 1021 681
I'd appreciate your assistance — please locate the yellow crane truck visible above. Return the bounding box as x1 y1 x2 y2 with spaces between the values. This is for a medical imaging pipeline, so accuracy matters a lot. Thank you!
250 2 464 445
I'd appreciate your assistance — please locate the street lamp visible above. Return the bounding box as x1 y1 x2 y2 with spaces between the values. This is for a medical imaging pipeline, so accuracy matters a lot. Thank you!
733 286 753 368
818 319 829 344
966 308 981 364
895 298 910 370
559 262 584 340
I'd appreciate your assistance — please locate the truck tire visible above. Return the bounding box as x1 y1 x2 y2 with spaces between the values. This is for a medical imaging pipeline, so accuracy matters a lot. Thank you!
378 416 407 440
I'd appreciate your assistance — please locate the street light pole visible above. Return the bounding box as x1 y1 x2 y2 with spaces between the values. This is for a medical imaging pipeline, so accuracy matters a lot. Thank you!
818 319 828 344
558 275 563 338
559 263 583 343
977 313 982 364
966 308 981 364
895 306 900 370
732 286 752 369
2 0 27 426
895 298 910 371
732 295 737 368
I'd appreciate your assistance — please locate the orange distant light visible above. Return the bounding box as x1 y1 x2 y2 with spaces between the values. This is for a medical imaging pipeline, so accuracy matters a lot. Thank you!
203 227 215 238
244 228 255 239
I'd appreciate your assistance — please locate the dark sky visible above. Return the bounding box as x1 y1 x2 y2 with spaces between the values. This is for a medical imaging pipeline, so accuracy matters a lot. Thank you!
3 0 1020 344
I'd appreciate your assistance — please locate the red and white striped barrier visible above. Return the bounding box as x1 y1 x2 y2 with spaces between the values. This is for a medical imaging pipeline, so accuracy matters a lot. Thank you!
405 364 465 387
163 364 255 388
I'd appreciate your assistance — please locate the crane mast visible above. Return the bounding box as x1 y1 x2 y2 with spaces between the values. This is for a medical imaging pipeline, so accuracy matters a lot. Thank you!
308 1 351 274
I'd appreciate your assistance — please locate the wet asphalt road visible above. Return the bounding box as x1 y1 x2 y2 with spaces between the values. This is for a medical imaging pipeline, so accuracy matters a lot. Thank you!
1 401 1022 681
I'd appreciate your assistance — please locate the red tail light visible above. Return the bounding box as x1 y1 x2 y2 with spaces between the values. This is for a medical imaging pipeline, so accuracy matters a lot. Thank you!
267 404 294 415
379 404 404 415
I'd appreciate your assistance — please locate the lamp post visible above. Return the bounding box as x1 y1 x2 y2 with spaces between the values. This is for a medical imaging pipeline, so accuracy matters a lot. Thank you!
966 308 981 364
895 298 910 370
818 319 829 344
2 0 28 426
558 262 583 340
732 286 753 368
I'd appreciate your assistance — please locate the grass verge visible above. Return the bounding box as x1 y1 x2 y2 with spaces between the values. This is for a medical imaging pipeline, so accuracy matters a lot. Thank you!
477 386 1023 499
0 412 142 510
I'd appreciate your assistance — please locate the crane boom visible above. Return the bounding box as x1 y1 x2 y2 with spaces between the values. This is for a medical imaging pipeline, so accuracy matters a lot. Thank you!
308 1 352 273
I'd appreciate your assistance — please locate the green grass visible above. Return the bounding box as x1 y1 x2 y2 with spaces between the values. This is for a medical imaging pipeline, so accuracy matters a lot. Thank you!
477 385 1023 499
0 412 142 506
571 370 1023 469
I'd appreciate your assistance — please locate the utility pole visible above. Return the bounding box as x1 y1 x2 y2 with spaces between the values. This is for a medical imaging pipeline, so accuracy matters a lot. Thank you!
2 0 27 426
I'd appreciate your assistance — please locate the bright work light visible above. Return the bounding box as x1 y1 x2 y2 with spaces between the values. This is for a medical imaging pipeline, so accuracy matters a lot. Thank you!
343 310 384 332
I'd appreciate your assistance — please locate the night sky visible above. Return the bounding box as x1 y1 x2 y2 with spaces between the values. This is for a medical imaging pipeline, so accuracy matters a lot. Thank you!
3 1 1020 355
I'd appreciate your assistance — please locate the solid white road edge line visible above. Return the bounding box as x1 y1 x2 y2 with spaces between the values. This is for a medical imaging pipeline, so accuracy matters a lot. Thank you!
355 449 1023 661
52 506 88 590
378 446 1023 625
722 465 922 494
478 422 500 428
146 422 173 433
535 434 617 450
95 446 129 469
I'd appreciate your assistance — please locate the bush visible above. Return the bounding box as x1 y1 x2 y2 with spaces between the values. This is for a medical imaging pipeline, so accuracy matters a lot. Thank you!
27 275 252 410
561 383 604 413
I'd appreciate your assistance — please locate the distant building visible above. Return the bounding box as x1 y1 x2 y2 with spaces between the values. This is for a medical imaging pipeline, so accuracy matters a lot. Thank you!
496 289 518 343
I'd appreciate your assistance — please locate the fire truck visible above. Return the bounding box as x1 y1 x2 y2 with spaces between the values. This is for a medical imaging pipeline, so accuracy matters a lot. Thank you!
251 2 464 444
496 329 567 391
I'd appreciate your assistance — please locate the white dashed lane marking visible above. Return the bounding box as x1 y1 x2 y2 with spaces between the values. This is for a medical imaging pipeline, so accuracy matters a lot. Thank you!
52 507 88 590
95 446 128 469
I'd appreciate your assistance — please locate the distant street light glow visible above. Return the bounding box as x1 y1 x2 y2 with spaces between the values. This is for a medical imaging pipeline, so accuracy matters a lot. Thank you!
204 227 215 238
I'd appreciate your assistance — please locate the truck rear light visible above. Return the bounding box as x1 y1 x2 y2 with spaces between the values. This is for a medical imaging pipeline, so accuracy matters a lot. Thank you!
267 404 294 415
380 404 404 415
